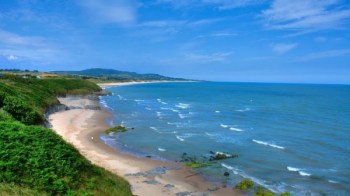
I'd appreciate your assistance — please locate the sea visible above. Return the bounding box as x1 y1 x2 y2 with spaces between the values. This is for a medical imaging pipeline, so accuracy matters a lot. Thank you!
99 82 350 196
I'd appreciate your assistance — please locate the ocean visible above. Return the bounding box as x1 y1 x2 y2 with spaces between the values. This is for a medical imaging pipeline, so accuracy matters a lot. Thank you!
100 82 350 195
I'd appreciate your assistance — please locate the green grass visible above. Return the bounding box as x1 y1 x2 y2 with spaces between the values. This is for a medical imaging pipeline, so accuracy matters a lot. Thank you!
0 183 48 196
0 76 132 195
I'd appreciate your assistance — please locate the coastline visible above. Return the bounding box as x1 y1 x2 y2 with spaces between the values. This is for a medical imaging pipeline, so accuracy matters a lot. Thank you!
49 83 243 196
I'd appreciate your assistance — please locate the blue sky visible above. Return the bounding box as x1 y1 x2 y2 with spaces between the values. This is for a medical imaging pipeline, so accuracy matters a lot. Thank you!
0 0 349 84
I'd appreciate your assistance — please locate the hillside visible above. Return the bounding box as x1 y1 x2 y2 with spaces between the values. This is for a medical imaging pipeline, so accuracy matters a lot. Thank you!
52 68 188 82
0 75 132 195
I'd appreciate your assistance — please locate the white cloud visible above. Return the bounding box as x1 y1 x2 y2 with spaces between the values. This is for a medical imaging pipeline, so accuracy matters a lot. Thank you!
79 0 137 25
271 43 297 54
0 29 62 63
185 52 234 63
7 55 18 61
262 0 350 31
300 49 350 61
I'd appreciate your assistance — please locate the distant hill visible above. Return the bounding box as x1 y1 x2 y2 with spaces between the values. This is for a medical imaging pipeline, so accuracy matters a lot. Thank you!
52 68 188 82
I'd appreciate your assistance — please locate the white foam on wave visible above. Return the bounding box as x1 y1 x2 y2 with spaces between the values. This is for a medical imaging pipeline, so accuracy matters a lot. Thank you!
328 180 338 184
230 127 244 132
216 151 231 156
286 166 299 172
252 139 285 150
287 166 311 177
145 107 152 110
236 107 251 112
215 110 220 113
150 126 162 134
150 126 158 131
158 147 166 152
220 124 245 132
176 135 185 142
117 95 127 100
205 132 216 137
175 103 190 109
161 101 167 105
299 171 311 176
220 124 229 128
156 111 166 117
221 163 281 193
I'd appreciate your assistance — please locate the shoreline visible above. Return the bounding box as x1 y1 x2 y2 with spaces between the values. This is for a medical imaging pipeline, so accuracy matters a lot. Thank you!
49 85 243 195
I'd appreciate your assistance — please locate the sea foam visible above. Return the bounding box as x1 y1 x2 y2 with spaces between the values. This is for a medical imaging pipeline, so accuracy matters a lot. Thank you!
287 166 311 177
158 147 166 152
252 139 285 149
176 135 185 142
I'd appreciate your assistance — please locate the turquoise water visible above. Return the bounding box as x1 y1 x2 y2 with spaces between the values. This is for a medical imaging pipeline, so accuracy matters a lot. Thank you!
100 82 350 195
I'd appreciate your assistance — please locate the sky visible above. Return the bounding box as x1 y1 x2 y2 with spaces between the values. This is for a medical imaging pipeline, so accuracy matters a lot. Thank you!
0 0 350 84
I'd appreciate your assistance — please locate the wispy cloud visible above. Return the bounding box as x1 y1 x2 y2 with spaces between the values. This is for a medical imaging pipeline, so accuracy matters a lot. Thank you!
185 52 234 63
202 0 264 10
195 32 236 39
156 0 263 9
79 0 138 25
132 18 223 40
271 43 298 54
0 29 61 63
300 49 350 61
262 0 350 31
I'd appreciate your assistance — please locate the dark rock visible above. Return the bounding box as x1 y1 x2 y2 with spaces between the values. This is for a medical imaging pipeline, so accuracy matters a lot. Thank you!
224 171 230 176
143 180 160 185
208 186 220 191
164 184 175 188
176 191 191 196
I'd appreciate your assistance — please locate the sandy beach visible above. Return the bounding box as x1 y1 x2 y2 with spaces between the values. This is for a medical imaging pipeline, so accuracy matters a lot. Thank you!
49 84 243 196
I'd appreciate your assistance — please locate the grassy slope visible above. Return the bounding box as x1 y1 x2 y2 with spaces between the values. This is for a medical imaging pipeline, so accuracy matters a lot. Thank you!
0 76 132 195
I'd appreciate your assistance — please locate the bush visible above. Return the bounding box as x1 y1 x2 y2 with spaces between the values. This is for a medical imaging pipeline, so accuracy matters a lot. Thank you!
281 192 291 196
0 121 131 195
105 125 127 134
2 96 43 125
254 186 275 196
235 179 254 190
0 109 15 122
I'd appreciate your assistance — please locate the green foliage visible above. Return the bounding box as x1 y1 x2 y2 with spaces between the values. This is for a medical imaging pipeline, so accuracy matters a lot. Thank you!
2 96 43 125
0 109 15 122
185 162 212 168
235 179 254 190
0 77 101 125
0 121 131 195
105 125 127 134
254 186 275 196
0 183 48 196
281 192 291 196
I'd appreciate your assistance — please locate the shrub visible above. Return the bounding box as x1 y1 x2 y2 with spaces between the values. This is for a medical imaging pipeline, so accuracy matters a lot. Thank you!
105 125 127 134
281 192 291 196
254 186 275 196
0 121 131 195
2 96 43 125
235 179 254 190
0 109 15 122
